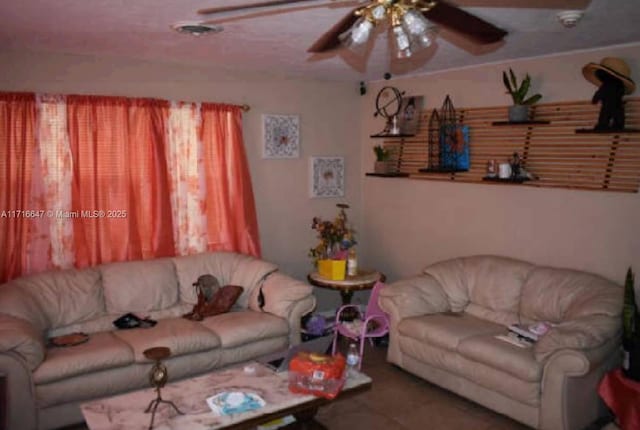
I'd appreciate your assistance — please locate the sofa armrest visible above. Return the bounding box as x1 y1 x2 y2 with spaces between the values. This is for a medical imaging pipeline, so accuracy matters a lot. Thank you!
378 275 450 320
533 314 620 363
539 335 619 430
0 314 45 371
252 272 316 345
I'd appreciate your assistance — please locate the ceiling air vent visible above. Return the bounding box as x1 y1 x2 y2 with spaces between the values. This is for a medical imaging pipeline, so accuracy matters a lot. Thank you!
171 21 223 36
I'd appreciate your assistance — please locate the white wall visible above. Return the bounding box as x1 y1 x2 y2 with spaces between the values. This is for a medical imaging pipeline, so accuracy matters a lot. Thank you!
0 50 363 310
359 44 640 285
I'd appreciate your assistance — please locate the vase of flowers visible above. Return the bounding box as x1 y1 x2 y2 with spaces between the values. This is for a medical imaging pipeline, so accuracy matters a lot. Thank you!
309 204 356 279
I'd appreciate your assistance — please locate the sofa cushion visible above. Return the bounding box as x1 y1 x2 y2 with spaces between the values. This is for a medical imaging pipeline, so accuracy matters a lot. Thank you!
100 258 178 314
423 258 469 312
455 350 540 406
462 256 533 323
113 317 220 362
199 311 289 348
33 332 134 384
0 267 103 332
519 267 621 323
172 252 277 307
458 334 542 382
398 313 504 351
398 336 540 406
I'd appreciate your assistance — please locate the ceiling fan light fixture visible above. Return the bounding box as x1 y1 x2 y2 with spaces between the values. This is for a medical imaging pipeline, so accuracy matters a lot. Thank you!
171 21 224 36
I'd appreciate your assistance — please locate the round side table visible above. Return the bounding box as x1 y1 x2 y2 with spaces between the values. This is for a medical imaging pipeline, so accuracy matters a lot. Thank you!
307 270 385 321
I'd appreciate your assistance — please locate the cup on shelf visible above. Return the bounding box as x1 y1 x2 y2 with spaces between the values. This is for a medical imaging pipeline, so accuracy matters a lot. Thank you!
498 163 512 179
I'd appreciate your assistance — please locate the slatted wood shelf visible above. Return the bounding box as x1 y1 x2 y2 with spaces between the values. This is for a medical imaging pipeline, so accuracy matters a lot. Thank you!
371 98 640 193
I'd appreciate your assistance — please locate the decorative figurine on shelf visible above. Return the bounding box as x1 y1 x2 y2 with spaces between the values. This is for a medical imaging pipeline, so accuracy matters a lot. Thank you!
510 152 522 178
582 57 636 131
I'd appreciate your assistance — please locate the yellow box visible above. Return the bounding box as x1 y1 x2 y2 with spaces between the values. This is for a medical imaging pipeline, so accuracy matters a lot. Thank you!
317 259 346 281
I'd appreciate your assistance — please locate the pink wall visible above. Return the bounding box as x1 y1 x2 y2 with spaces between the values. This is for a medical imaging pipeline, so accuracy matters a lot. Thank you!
359 44 640 285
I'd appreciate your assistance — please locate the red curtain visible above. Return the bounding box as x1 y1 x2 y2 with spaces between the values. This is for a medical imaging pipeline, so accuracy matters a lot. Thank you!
200 103 261 257
67 96 175 268
0 93 37 281
0 92 260 282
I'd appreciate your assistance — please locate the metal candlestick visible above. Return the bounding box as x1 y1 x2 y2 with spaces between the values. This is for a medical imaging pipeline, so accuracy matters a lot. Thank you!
143 347 183 430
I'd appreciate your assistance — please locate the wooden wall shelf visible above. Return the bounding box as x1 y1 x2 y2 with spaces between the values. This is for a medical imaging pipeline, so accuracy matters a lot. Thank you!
365 172 410 178
370 133 415 138
575 128 640 134
375 98 640 193
492 121 550 126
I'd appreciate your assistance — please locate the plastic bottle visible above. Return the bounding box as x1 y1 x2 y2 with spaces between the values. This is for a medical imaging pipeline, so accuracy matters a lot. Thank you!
347 248 358 277
346 343 360 378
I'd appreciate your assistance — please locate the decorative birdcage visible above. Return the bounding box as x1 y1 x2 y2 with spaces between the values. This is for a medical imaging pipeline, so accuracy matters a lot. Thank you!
420 95 469 172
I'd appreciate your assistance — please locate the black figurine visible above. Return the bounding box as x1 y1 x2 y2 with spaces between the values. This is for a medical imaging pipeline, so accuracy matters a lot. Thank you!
582 58 636 131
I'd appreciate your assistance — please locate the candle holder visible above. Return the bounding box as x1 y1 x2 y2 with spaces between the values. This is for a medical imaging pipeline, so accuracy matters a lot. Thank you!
143 347 183 430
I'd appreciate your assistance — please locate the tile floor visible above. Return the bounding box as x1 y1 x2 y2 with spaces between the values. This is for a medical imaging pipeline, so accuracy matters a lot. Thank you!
316 341 531 430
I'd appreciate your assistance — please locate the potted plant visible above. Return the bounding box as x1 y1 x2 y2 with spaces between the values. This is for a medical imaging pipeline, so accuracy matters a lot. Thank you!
502 68 542 122
373 145 393 174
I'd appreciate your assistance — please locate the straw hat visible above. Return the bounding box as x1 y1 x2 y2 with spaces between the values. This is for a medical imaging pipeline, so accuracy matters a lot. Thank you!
582 57 635 95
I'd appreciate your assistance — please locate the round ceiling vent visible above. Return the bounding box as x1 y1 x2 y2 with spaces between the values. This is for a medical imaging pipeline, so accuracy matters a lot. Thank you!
171 21 224 36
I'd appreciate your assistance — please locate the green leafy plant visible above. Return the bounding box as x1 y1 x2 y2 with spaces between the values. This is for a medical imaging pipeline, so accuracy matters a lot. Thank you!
502 68 542 106
373 145 391 162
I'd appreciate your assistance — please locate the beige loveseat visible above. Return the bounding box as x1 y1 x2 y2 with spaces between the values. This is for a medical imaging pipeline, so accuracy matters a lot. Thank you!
0 251 315 430
378 255 622 430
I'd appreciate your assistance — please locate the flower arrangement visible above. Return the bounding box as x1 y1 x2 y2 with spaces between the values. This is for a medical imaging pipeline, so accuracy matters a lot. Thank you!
309 203 356 265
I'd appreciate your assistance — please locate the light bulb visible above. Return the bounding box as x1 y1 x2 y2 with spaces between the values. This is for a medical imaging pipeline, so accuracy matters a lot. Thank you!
392 25 412 59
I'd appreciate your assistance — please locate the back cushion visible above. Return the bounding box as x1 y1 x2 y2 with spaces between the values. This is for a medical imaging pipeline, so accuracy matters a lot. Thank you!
462 256 533 324
0 267 103 332
520 267 622 323
423 258 468 312
100 258 178 314
172 252 277 307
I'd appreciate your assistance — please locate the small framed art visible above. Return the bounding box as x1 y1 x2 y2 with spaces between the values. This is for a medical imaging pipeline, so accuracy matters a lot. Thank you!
310 156 344 198
263 114 300 158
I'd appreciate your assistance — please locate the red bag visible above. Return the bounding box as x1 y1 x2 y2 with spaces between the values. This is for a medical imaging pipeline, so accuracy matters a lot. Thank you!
288 352 346 399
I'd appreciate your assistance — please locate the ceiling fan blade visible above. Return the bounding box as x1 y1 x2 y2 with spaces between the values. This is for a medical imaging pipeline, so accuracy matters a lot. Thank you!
200 0 361 25
453 0 590 8
424 0 507 44
198 0 320 15
307 7 360 53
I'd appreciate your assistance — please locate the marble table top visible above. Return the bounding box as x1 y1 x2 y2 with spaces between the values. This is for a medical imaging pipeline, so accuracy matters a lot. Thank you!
81 362 372 430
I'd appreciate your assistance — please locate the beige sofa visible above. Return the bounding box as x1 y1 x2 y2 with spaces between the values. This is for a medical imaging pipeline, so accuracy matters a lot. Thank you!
0 251 316 430
378 255 622 430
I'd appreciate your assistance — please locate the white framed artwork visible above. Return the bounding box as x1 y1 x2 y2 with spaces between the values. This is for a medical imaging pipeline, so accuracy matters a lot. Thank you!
262 114 300 158
310 156 345 198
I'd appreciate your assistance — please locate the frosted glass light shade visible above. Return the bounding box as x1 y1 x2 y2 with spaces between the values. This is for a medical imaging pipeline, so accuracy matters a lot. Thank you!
340 17 374 51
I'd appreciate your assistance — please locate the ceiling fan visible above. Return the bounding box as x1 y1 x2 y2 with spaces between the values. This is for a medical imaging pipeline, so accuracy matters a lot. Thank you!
197 0 589 59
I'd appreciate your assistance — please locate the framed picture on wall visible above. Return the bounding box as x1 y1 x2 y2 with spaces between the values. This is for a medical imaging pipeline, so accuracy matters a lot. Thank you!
310 156 345 198
263 114 300 158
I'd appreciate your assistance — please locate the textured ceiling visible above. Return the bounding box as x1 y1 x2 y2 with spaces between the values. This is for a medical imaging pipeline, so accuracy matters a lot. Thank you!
1 0 639 82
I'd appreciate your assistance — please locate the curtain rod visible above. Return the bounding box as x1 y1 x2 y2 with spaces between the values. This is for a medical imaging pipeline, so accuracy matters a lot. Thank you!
240 104 250 112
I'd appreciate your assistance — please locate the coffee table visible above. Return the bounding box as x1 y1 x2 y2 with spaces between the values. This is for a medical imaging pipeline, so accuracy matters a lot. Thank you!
81 362 371 430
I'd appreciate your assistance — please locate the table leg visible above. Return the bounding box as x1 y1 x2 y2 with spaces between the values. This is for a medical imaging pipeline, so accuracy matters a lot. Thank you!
286 407 327 429
339 290 358 321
